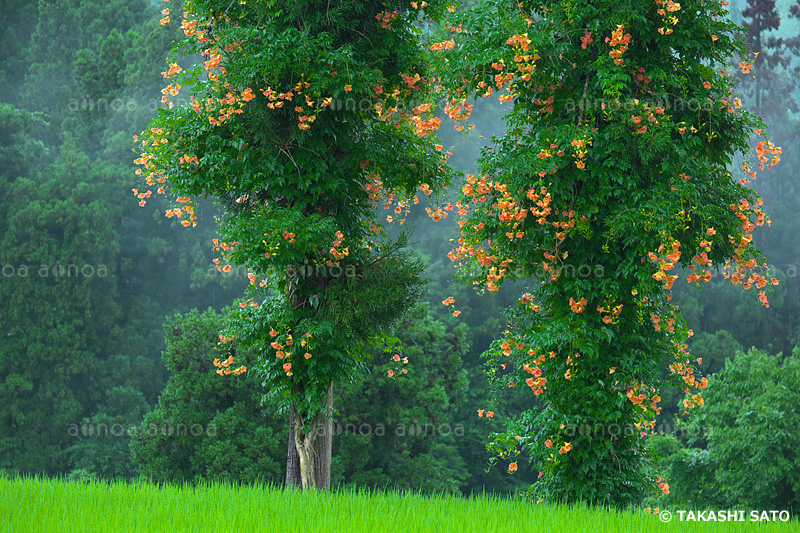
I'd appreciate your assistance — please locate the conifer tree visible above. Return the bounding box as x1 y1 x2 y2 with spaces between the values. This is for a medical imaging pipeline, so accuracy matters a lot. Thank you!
735 0 800 115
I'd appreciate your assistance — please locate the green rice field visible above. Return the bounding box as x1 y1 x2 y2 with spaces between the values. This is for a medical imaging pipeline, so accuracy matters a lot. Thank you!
0 476 796 532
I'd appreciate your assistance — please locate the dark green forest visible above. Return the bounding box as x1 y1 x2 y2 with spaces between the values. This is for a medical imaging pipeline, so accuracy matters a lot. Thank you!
0 0 798 510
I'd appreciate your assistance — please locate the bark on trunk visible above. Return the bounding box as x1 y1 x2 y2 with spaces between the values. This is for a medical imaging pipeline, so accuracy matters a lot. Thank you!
285 380 334 490
313 381 334 489
285 409 302 489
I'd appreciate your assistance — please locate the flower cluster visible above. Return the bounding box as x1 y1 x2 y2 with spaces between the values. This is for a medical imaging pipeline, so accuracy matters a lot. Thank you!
375 10 398 30
606 24 631 66
655 0 682 35
213 355 247 376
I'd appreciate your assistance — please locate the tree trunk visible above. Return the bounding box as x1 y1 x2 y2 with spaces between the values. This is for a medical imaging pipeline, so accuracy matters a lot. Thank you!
313 381 334 489
285 380 334 490
285 410 302 489
294 408 318 489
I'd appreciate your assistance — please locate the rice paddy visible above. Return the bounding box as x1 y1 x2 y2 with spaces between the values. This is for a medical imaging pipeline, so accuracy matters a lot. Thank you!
0 476 795 532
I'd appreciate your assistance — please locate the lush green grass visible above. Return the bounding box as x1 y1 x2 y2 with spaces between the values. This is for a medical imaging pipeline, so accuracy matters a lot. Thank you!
0 476 795 532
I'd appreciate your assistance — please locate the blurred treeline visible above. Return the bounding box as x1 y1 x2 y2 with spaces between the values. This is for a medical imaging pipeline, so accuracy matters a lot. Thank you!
0 0 798 508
